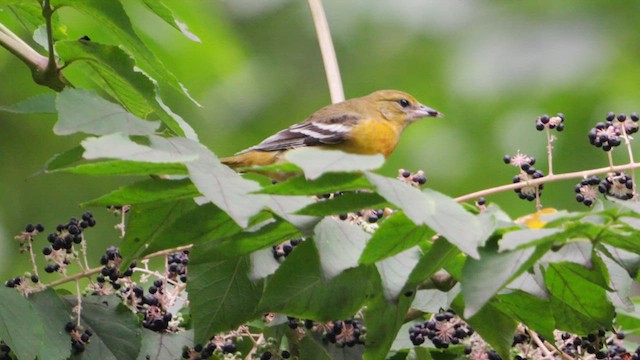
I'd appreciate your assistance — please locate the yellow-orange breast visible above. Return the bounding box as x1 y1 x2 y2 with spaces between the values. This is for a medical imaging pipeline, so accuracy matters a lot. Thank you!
336 117 402 157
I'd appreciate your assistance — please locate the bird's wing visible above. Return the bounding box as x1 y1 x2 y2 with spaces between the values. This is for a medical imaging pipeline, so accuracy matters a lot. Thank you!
237 111 363 153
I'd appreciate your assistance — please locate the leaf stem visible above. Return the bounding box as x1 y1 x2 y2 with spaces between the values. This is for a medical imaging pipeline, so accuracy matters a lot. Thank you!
307 0 344 103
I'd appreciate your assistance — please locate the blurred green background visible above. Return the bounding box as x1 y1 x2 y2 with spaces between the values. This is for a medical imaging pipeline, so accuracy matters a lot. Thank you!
1 1 640 281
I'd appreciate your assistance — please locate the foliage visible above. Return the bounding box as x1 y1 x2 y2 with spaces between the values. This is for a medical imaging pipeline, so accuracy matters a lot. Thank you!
1 1 640 360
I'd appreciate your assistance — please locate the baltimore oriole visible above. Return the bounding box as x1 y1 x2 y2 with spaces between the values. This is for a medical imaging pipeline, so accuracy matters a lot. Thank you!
221 90 443 169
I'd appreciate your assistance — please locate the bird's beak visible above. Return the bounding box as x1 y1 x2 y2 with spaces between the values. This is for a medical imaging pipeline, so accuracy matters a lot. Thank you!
409 104 444 121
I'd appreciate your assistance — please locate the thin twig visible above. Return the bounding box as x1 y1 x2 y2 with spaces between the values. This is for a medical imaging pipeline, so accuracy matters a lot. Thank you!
620 125 637 198
307 0 344 103
455 161 640 203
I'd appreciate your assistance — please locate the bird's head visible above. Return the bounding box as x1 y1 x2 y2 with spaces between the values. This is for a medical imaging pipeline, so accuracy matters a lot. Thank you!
367 90 444 126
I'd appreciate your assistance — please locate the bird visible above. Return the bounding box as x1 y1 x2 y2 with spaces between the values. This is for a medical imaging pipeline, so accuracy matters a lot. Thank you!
221 89 443 170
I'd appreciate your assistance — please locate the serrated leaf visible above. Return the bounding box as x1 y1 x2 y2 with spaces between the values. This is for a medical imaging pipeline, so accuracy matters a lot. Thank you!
26 289 74 360
360 211 433 265
406 239 460 289
166 137 268 227
51 0 197 105
40 145 85 173
363 290 414 360
189 254 262 343
55 40 195 137
314 218 370 280
259 172 371 195
0 287 44 360
48 159 188 176
54 89 160 136
545 262 615 331
81 134 197 163
198 218 300 259
120 200 198 261
299 335 332 360
83 178 198 206
287 148 384 180
63 295 142 359
366 173 487 258
495 291 555 340
462 243 537 317
410 286 461 314
376 246 422 301
140 0 200 41
259 239 372 320
138 329 194 360
498 228 562 251
0 93 56 113
458 300 517 360
597 251 633 310
296 192 387 216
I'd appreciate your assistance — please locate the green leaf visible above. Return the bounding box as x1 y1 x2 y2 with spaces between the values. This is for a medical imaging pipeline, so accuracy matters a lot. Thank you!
461 243 537 317
259 239 372 320
495 291 555 340
296 192 387 216
0 287 44 360
458 300 517 360
0 93 56 113
189 254 262 343
81 134 197 163
40 145 85 173
51 0 196 105
498 228 562 251
168 138 268 227
366 173 488 258
48 159 188 176
55 40 195 137
26 289 73 360
259 172 371 195
298 334 332 360
406 239 460 289
138 329 194 360
63 295 142 359
313 218 370 280
360 211 434 265
198 218 300 259
120 199 198 261
411 287 460 314
376 247 422 301
54 89 160 136
140 0 200 41
286 148 384 180
82 178 199 206
545 262 615 332
363 290 414 360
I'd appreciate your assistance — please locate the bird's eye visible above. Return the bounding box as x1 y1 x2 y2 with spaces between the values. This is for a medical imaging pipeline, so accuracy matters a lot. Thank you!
398 99 410 108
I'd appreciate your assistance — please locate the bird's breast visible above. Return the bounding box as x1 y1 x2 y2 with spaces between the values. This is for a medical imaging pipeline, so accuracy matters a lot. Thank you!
338 118 402 157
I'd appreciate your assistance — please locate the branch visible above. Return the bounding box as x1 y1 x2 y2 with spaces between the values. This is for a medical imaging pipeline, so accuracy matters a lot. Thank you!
307 0 344 103
0 19 67 91
455 161 640 203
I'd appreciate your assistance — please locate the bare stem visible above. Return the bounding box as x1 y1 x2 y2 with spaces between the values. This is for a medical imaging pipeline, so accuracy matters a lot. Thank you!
455 161 640 203
75 279 82 327
545 127 554 175
42 0 56 70
307 0 344 103
620 126 637 198
27 241 39 278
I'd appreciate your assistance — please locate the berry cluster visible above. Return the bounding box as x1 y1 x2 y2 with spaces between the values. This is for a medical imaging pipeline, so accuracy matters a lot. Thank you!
259 350 291 359
408 310 474 349
0 341 10 360
557 329 628 359
398 169 427 186
289 316 366 348
95 247 135 291
535 113 565 132
504 153 545 201
64 322 93 353
574 176 601 207
272 238 304 261
182 342 218 359
14 223 45 252
167 251 189 283
42 212 96 273
588 113 639 152
599 172 634 200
